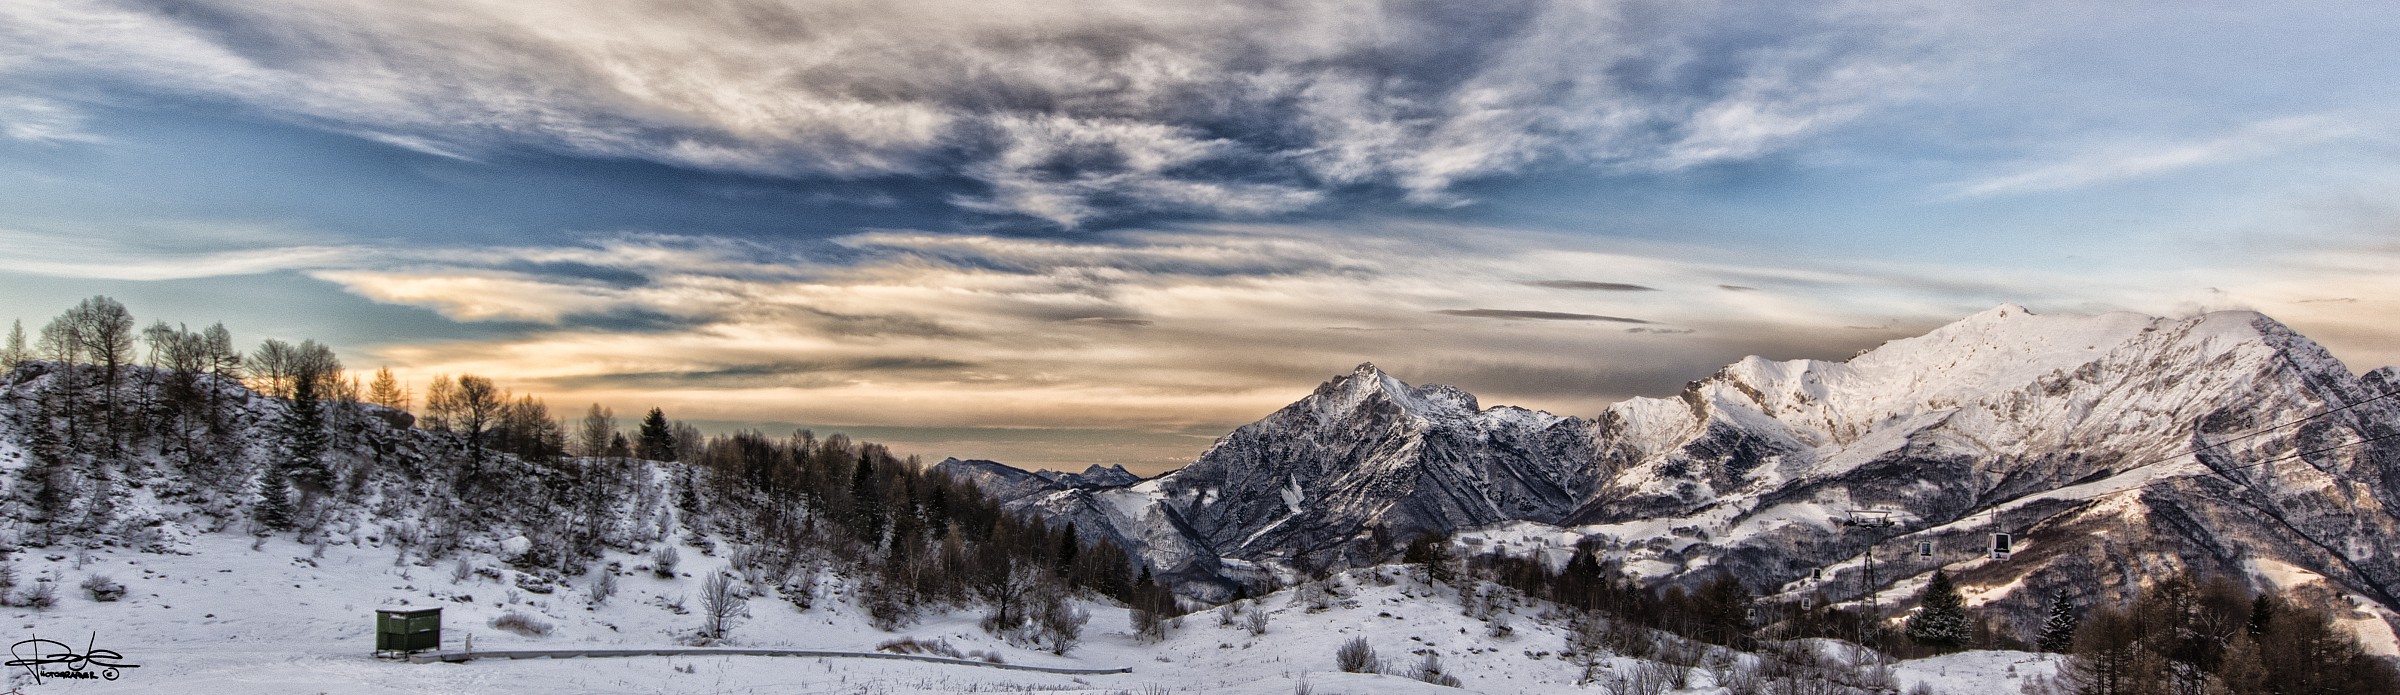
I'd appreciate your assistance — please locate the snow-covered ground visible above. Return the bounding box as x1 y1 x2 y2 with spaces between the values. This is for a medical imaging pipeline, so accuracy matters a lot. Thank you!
7 530 2051 693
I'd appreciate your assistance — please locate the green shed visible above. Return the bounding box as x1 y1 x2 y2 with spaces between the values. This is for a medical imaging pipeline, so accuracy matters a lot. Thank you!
374 607 442 658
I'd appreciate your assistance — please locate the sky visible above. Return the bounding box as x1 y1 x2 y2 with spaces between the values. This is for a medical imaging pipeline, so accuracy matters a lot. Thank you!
4 1 2400 474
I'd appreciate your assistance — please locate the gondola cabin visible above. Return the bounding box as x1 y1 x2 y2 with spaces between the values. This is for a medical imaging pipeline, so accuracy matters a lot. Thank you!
1990 532 2013 561
1917 541 1934 558
374 607 442 658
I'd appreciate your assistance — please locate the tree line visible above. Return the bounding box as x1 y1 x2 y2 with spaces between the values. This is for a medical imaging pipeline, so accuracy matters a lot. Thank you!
4 295 1155 652
1406 529 2395 694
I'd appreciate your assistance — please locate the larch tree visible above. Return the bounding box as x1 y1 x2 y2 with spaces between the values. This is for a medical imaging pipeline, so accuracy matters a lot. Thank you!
366 367 409 413
1 319 26 371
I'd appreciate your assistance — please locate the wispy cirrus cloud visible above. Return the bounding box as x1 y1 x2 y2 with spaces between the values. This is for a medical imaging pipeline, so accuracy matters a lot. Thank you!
1943 113 2376 198
0 0 1960 226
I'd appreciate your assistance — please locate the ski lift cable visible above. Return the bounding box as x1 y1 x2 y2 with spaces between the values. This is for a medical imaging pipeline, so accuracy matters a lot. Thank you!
2112 387 2400 478
2127 426 2400 494
1909 393 2400 566
1975 388 2400 512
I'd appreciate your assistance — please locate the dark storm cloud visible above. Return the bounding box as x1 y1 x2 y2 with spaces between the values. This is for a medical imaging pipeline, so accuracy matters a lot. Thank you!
1434 309 1651 323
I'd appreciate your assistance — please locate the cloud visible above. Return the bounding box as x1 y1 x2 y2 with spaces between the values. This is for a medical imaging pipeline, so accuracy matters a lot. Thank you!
0 94 101 143
0 0 1955 225
1944 113 2374 198
1433 309 1651 323
1527 280 1657 291
0 226 352 280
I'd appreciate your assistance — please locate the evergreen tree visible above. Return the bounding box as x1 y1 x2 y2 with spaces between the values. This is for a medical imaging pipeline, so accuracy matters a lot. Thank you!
2037 587 2079 653
637 408 676 462
1055 523 1079 576
280 371 332 496
254 463 294 531
850 454 884 544
1905 569 1971 650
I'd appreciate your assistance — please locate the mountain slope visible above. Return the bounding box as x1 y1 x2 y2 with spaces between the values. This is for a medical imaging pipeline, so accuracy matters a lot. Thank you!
964 305 2400 647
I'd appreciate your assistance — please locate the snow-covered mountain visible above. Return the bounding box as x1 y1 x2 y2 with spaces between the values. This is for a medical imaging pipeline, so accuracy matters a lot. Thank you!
959 305 2400 647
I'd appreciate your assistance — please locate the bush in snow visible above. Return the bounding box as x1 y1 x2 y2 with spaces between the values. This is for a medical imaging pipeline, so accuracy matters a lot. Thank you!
1032 588 1089 655
80 574 125 602
12 579 57 610
490 610 552 637
1245 604 1270 636
1335 636 1379 674
1406 652 1461 687
588 571 616 606
651 545 680 579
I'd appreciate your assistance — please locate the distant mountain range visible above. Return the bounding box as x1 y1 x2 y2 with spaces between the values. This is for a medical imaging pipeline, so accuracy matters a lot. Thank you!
941 305 2400 645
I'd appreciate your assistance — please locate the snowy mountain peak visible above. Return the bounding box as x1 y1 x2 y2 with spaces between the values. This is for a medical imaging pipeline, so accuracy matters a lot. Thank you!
1308 362 1480 420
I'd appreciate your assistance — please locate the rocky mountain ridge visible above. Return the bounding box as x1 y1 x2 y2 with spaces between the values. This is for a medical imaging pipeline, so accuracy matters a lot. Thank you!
948 305 2400 646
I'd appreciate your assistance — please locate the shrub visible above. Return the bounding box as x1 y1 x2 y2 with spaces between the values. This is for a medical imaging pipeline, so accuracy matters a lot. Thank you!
1336 636 1379 673
13 580 57 610
652 546 680 579
80 575 125 602
1033 591 1090 655
588 571 617 606
1407 652 1461 687
490 611 552 637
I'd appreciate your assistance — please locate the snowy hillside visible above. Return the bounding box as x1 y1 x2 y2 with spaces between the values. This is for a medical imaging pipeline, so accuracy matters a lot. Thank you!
3 533 2055 694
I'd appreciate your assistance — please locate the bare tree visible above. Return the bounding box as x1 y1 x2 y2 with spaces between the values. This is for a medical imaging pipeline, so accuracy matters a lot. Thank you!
576 403 616 458
249 339 299 398
698 571 748 640
421 374 457 432
201 323 239 418
454 375 502 462
69 296 135 459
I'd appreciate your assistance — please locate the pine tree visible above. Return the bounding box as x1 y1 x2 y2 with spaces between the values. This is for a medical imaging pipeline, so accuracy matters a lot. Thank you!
1055 523 1079 576
280 371 332 496
2037 587 2080 653
850 454 884 545
254 463 294 531
1906 569 1971 650
637 408 676 462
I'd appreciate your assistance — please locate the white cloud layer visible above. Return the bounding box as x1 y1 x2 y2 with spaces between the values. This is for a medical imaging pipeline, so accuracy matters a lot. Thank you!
0 0 1961 224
